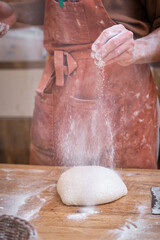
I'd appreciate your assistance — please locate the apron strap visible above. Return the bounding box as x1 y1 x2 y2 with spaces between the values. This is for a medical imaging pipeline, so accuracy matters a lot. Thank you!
36 49 87 93
54 50 77 86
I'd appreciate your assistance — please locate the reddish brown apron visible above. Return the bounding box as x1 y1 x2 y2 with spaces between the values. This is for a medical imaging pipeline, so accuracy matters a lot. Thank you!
30 0 158 169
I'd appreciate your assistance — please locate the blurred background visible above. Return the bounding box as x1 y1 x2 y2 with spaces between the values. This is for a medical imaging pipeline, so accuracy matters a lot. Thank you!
0 0 160 166
0 0 46 164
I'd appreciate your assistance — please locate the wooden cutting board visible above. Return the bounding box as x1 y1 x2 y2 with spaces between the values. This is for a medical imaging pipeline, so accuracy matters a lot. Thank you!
0 164 160 240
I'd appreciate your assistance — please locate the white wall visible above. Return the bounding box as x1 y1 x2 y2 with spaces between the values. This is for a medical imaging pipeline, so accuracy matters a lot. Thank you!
0 69 43 117
0 26 46 117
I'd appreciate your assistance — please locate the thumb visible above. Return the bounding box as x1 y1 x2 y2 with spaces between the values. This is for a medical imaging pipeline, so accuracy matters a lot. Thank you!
0 1 13 20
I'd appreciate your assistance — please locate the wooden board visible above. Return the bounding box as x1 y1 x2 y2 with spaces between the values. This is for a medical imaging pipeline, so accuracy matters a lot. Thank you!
0 164 160 240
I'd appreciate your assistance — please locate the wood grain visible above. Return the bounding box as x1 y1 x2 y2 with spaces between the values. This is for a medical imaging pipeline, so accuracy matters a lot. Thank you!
0 118 31 164
0 164 160 240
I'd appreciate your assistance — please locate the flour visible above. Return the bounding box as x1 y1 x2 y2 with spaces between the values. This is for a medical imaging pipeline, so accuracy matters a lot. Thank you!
0 168 56 221
76 19 81 27
58 48 115 169
106 204 153 240
1 168 45 173
138 118 144 122
99 20 105 25
105 118 115 168
6 176 12 180
125 173 134 177
1 185 55 221
145 103 152 109
67 207 100 221
108 219 149 240
137 204 148 216
133 111 139 116
95 59 105 68
135 92 140 98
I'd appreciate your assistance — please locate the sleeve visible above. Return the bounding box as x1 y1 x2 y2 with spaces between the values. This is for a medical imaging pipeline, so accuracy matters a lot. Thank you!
146 0 160 32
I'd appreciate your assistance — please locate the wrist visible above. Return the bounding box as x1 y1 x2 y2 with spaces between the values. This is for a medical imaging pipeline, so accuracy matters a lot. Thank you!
133 39 148 64
134 29 160 64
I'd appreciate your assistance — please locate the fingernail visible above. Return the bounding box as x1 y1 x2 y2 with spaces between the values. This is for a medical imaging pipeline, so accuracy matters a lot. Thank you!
6 25 10 31
91 52 95 59
0 25 5 32
92 44 98 52
95 53 102 61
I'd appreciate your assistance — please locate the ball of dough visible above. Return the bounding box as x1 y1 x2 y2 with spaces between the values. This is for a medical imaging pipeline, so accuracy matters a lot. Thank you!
57 166 127 206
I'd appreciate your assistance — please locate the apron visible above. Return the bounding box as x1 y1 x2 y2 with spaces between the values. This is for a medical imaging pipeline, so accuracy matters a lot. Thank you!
30 0 158 169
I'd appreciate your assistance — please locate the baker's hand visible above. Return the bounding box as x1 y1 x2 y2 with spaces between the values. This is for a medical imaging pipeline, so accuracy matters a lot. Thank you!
91 24 136 66
0 1 16 37
0 22 10 37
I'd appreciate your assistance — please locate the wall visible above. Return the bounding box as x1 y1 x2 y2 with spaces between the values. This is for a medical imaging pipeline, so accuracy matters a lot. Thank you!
0 68 43 164
0 24 45 164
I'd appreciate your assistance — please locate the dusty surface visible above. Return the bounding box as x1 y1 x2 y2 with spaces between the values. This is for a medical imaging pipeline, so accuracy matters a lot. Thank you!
0 164 160 240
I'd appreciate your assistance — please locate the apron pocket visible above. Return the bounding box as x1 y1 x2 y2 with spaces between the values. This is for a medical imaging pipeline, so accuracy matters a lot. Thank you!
31 93 53 151
49 0 90 44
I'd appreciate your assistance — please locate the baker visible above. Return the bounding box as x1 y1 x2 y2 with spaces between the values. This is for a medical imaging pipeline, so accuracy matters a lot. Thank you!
1 0 160 168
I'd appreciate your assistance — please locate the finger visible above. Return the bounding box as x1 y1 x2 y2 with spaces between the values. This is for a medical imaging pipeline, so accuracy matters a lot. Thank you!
91 51 95 59
0 22 6 32
94 58 105 67
95 30 134 61
104 48 135 66
0 2 13 20
2 24 9 34
0 23 9 37
102 39 134 64
92 24 125 52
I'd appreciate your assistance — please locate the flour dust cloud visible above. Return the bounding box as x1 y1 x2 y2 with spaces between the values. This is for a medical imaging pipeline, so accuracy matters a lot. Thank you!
59 58 115 168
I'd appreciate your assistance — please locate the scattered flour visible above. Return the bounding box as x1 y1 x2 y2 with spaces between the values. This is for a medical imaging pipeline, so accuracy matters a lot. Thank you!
76 19 81 27
99 20 105 25
1 168 45 173
133 111 139 117
106 204 153 240
0 168 56 221
109 219 149 240
67 207 100 221
0 184 56 221
125 173 134 177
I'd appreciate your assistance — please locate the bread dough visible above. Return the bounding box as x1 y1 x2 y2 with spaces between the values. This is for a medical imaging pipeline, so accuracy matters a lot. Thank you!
57 166 127 206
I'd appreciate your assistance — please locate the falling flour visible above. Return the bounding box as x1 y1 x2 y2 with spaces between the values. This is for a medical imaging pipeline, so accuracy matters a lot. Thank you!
59 55 115 168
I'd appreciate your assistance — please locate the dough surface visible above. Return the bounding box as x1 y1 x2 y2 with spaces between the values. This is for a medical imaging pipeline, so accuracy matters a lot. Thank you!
57 166 127 206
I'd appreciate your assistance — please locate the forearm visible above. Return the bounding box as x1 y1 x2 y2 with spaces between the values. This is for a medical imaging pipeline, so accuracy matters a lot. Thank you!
134 28 160 64
10 0 45 25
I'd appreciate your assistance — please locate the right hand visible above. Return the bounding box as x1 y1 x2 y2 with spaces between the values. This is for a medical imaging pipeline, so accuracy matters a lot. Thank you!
0 1 16 37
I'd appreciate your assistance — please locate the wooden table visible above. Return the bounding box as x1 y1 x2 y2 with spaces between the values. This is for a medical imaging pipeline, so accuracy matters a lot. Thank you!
0 164 160 240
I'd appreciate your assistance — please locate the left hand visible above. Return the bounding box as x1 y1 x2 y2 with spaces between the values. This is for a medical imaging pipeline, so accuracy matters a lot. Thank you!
91 24 136 66
0 1 17 38
0 22 10 38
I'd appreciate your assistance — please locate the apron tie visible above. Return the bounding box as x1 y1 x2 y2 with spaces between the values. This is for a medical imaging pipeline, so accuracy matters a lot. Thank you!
54 50 77 86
